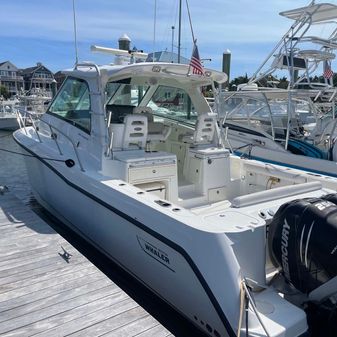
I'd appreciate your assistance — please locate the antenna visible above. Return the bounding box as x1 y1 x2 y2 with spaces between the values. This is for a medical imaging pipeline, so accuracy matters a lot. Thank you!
185 0 195 43
72 0 79 65
178 0 182 63
153 0 157 62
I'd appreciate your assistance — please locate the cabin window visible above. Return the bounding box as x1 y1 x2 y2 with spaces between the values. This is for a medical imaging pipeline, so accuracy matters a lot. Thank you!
106 80 149 107
147 85 196 124
48 77 91 132
105 79 150 123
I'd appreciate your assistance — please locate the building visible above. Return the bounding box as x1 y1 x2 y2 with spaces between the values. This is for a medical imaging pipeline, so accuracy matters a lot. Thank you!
20 62 55 95
54 71 66 90
0 61 24 97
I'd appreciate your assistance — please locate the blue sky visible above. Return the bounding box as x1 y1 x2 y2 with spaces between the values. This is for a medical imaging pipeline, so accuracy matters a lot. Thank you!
0 0 326 79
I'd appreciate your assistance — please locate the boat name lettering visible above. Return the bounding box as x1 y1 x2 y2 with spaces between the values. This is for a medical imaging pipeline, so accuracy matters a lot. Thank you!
144 242 170 264
137 236 174 271
281 219 290 280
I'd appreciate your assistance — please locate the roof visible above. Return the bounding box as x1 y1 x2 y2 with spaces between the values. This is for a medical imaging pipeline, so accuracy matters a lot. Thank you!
280 3 337 23
0 61 18 69
62 62 227 85
20 64 53 75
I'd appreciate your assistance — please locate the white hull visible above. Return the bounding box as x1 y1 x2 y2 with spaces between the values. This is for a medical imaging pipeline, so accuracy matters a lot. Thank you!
21 150 239 337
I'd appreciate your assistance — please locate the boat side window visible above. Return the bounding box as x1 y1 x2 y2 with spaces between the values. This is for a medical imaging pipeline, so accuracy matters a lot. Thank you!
48 77 91 132
105 79 149 123
147 85 196 125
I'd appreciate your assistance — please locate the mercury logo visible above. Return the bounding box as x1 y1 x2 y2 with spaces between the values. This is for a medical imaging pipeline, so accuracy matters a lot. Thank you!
281 219 291 280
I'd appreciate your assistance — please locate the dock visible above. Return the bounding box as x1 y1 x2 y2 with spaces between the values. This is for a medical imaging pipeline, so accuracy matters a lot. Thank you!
0 192 173 337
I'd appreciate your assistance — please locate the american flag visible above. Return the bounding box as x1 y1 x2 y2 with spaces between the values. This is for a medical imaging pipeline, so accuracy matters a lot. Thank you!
189 42 204 75
324 64 334 79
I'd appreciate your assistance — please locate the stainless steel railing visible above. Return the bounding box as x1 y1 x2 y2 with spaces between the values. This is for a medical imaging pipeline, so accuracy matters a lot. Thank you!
17 109 85 171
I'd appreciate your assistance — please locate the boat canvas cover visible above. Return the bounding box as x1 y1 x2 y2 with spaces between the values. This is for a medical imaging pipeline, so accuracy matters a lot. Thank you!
280 3 337 23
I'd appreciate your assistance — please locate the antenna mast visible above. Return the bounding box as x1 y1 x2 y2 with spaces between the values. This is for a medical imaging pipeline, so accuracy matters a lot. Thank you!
153 0 157 62
72 0 79 65
185 0 195 43
178 0 182 63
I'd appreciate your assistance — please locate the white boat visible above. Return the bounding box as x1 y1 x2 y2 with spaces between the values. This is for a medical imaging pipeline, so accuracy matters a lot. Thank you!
219 2 337 178
14 61 337 337
17 88 52 116
0 99 19 130
0 88 50 130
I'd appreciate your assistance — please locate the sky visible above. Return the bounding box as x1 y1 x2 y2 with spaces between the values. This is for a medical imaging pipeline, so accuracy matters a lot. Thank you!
0 0 333 79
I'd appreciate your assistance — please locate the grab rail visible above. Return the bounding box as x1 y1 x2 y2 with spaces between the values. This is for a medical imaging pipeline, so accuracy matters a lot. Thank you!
17 109 85 171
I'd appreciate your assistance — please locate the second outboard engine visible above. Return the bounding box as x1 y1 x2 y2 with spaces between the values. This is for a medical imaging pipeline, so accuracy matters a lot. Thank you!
268 197 337 336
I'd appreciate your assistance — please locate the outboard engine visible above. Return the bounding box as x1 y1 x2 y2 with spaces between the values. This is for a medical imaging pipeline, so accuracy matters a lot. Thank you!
268 197 337 336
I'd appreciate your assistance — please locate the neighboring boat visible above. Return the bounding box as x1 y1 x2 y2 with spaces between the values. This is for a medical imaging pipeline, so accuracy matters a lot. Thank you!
218 2 337 178
14 61 337 337
0 88 51 131
219 88 337 177
17 88 52 114
0 99 19 130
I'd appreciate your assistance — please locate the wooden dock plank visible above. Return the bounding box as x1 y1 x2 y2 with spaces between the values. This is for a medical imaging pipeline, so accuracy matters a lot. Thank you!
0 192 172 337
0 287 126 336
33 298 139 337
134 324 174 337
0 278 113 323
0 272 106 313
103 315 160 337
67 305 150 337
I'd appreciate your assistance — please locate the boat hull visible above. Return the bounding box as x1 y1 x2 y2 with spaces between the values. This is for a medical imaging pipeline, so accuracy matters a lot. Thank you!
0 117 19 131
20 148 237 337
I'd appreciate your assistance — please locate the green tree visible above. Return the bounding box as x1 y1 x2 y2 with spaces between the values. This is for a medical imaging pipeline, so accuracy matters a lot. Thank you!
228 74 249 91
0 86 10 99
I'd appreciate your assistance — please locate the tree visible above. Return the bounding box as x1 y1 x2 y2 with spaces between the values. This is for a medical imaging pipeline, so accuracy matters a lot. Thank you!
0 86 10 99
228 74 249 91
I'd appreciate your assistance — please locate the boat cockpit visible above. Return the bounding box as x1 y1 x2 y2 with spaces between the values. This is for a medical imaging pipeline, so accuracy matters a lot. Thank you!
100 74 230 209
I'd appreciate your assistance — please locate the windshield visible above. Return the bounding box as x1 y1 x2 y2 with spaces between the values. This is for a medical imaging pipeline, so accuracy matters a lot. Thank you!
106 80 149 106
105 79 197 125
48 77 91 132
147 85 196 125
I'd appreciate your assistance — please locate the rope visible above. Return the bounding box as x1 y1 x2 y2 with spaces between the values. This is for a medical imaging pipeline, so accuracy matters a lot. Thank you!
237 281 246 337
0 133 12 139
0 147 70 164
237 279 273 337
241 280 272 337
233 143 254 152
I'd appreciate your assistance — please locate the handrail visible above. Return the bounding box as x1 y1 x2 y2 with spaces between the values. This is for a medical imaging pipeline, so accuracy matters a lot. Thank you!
16 109 85 171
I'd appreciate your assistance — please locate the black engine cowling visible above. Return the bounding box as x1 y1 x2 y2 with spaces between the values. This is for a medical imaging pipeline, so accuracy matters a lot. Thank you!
268 197 337 294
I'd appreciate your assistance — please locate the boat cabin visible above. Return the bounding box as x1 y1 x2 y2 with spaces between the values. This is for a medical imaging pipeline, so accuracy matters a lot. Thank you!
43 63 233 208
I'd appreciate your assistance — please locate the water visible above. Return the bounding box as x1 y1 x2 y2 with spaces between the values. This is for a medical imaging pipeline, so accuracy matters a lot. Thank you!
0 130 207 337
